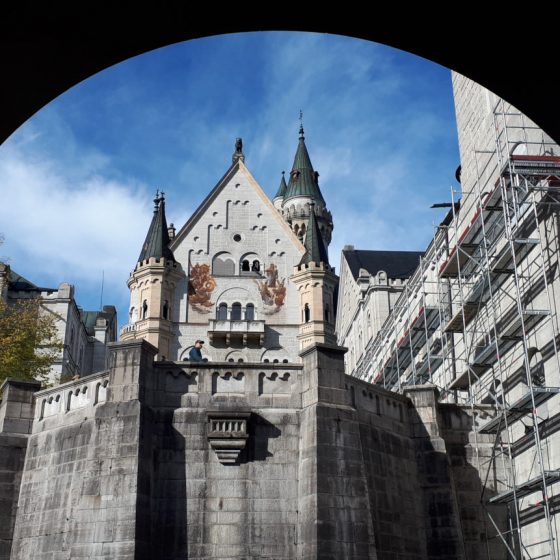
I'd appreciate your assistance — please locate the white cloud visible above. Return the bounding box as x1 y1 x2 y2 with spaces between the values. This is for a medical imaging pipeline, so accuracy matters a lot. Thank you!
0 137 152 306
0 32 459 325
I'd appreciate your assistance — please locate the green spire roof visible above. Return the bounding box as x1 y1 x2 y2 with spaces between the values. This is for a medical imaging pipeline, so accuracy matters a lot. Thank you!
284 126 326 204
138 192 176 263
274 171 288 199
300 203 329 266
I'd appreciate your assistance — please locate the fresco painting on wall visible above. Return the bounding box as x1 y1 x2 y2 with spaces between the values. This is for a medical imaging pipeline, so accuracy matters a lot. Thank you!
188 263 217 313
255 263 286 314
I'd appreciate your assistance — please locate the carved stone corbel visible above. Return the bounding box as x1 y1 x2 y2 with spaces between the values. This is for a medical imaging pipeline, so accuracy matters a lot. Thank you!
206 411 251 464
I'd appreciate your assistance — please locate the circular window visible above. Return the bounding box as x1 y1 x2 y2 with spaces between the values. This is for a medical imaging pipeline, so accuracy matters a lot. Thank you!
233 234 242 242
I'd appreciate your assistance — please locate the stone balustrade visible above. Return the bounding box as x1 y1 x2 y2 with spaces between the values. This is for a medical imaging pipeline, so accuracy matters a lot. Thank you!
34 369 110 427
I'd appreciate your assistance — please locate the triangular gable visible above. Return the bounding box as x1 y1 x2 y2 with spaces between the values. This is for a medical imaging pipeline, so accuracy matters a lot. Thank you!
170 159 305 254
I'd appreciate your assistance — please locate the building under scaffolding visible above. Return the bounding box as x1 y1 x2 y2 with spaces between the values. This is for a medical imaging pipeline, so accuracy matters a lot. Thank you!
338 74 560 559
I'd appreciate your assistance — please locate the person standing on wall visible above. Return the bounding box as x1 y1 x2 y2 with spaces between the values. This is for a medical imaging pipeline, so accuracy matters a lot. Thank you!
189 339 204 362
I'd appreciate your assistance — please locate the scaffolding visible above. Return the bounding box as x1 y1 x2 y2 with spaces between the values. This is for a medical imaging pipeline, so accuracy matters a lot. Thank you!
435 101 560 559
354 238 453 395
352 99 560 559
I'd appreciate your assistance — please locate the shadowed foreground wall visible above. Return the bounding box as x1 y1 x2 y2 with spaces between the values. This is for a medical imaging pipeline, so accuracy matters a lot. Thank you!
0 340 505 559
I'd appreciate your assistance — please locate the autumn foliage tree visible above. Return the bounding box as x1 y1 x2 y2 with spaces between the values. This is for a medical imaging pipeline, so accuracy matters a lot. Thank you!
0 297 63 386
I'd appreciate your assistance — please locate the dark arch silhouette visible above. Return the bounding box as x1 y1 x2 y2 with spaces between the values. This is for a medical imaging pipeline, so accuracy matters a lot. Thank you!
1 7 559 145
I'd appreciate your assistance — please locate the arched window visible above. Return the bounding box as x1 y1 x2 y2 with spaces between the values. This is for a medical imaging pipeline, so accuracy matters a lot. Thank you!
241 260 250 272
231 302 242 320
367 312 372 340
217 303 228 321
251 260 260 272
129 307 135 322
213 253 235 275
304 303 310 323
142 300 148 319
324 303 330 323
162 300 169 320
245 303 255 321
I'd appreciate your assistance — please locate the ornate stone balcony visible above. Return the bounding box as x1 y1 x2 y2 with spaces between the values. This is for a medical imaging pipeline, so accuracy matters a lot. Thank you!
207 319 265 345
120 323 137 337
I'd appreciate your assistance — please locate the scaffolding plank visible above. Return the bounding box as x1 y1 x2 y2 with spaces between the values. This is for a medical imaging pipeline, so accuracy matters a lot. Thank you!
449 369 478 391
479 388 560 434
413 356 443 380
500 309 550 340
490 238 536 274
468 310 550 377
509 155 560 179
439 244 478 278
445 302 479 333
487 470 560 504
374 307 442 388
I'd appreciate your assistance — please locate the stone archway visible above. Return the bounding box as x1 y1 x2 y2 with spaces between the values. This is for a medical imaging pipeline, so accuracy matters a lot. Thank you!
1 8 559 146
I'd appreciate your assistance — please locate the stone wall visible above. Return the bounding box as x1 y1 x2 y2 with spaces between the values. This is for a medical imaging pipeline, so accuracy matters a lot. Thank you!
1 340 507 559
0 379 40 560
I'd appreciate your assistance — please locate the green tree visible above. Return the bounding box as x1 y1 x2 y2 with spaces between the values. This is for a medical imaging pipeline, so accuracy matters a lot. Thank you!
0 297 63 386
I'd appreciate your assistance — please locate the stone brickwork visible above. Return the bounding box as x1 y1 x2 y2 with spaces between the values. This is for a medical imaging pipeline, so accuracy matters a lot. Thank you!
0 379 40 560
0 339 506 559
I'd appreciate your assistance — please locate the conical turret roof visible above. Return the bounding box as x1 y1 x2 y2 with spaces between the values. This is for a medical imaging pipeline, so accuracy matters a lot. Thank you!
274 171 288 199
284 126 326 205
300 203 329 266
138 192 176 263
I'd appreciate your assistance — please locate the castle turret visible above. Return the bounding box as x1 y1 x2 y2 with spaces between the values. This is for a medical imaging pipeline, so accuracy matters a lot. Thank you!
121 192 184 360
290 203 338 351
281 124 333 246
273 171 287 211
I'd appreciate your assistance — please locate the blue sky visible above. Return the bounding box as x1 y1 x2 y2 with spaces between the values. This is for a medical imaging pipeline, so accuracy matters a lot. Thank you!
0 32 460 327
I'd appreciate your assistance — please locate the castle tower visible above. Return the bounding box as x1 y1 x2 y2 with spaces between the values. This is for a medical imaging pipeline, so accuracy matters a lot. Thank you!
121 192 184 360
290 203 338 350
281 125 333 246
272 171 287 211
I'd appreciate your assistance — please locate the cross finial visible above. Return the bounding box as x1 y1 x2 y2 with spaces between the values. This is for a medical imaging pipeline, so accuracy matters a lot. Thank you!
299 110 304 138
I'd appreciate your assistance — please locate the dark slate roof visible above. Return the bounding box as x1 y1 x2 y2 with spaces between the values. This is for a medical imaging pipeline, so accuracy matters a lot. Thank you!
343 249 423 280
284 127 326 205
80 308 116 335
81 311 98 335
300 205 329 266
8 269 53 292
274 172 288 199
138 194 176 263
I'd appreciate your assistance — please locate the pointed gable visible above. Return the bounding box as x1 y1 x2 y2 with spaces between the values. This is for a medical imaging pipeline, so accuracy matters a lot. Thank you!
171 159 304 251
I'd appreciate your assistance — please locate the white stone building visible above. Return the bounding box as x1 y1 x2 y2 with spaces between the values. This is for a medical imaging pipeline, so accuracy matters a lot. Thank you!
121 129 336 363
336 246 422 374
341 72 560 559
0 263 117 384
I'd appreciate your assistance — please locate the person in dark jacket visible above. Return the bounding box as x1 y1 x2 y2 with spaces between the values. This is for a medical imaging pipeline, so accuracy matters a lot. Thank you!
189 340 204 362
